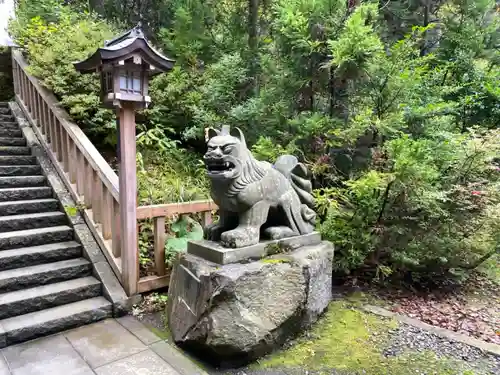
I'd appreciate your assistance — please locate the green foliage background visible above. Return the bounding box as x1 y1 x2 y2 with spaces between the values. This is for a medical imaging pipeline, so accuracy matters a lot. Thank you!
8 0 500 280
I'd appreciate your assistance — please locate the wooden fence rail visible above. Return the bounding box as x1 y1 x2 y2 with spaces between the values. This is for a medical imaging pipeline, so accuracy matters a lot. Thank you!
11 49 216 294
136 199 217 292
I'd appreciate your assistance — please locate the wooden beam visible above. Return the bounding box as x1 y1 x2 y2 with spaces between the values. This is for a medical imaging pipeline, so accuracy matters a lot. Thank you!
119 102 138 296
136 200 217 220
137 275 170 293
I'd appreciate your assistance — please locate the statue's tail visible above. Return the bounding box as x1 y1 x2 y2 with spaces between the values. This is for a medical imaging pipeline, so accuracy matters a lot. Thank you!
274 155 317 226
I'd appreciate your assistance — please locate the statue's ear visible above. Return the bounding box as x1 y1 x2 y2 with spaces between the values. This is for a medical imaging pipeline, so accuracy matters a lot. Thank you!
207 128 219 140
230 127 246 146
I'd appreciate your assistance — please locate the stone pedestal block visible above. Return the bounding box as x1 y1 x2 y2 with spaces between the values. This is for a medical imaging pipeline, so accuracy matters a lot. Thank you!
166 240 334 367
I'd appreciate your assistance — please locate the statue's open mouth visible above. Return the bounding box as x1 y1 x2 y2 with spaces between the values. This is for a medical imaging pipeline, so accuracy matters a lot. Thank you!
206 160 236 175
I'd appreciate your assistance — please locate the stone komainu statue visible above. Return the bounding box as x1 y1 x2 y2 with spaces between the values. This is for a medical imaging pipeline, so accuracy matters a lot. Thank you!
204 125 316 248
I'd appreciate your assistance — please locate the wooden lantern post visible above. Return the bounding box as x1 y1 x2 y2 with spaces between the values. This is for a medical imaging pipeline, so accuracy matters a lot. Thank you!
74 24 175 295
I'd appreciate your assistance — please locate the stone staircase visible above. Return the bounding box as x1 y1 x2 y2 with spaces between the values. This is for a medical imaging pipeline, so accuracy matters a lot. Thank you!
0 104 112 348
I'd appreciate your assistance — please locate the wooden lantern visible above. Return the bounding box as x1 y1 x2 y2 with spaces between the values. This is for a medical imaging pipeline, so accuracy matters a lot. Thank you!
74 23 174 109
73 24 174 295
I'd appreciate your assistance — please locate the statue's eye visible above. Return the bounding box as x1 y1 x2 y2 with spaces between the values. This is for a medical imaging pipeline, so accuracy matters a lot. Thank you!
222 145 233 154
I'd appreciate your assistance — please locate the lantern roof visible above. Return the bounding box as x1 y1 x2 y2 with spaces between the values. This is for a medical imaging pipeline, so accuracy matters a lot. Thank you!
73 23 175 74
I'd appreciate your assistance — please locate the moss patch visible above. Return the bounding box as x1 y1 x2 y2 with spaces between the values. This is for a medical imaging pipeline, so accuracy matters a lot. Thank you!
254 300 397 372
253 300 479 375
146 324 172 341
260 258 291 264
265 243 292 256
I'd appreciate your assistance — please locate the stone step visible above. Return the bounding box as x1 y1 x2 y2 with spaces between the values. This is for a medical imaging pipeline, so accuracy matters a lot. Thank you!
0 258 91 294
0 122 20 130
0 241 82 271
0 165 41 176
0 138 26 147
0 155 37 165
0 175 46 188
0 146 31 156
0 115 15 122
0 187 52 202
0 212 67 232
0 225 73 251
0 128 22 138
0 297 112 348
0 198 58 216
0 276 102 320
0 107 10 115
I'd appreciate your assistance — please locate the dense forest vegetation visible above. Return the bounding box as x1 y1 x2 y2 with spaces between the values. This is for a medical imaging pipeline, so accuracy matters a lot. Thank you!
8 0 500 281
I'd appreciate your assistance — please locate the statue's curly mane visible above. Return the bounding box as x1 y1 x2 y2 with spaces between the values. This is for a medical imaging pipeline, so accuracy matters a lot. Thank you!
227 150 267 197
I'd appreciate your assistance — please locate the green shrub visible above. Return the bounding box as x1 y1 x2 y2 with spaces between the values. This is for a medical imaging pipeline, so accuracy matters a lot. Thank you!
320 129 500 279
9 4 117 146
137 149 209 206
14 0 66 25
9 0 500 282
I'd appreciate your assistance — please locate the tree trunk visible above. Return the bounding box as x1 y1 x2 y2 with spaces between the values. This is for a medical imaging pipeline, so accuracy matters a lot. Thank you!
420 0 430 56
89 0 106 14
248 0 259 95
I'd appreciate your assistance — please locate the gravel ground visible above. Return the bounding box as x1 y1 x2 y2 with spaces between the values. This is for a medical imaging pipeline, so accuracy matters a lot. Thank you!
208 323 500 375
384 324 500 375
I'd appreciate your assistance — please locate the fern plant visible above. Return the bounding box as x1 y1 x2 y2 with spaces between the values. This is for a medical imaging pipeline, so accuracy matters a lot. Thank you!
165 216 204 266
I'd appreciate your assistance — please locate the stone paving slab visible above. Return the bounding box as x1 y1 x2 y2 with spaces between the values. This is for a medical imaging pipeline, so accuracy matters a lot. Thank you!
151 340 207 375
0 317 208 375
116 315 162 346
1 334 94 375
64 319 147 369
94 349 179 375
0 355 9 375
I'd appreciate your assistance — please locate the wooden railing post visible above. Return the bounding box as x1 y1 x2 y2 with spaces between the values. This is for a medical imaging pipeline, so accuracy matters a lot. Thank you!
19 68 24 101
92 170 102 222
154 217 166 276
12 57 18 96
102 187 112 240
118 103 138 296
112 199 121 258
203 211 213 226
28 82 33 113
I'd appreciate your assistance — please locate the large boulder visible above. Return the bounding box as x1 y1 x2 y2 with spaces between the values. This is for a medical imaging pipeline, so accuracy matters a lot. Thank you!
166 241 334 367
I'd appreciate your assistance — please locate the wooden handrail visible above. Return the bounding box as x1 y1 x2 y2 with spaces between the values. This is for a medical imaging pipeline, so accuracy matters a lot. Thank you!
12 49 123 283
11 49 218 295
12 50 119 199
136 200 217 220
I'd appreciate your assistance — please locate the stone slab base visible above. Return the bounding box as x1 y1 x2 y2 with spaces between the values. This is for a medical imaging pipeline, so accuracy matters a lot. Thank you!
167 240 334 367
187 232 321 264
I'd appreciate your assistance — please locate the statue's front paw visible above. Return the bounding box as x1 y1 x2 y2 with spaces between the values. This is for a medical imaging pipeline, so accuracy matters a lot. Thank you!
220 227 260 248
